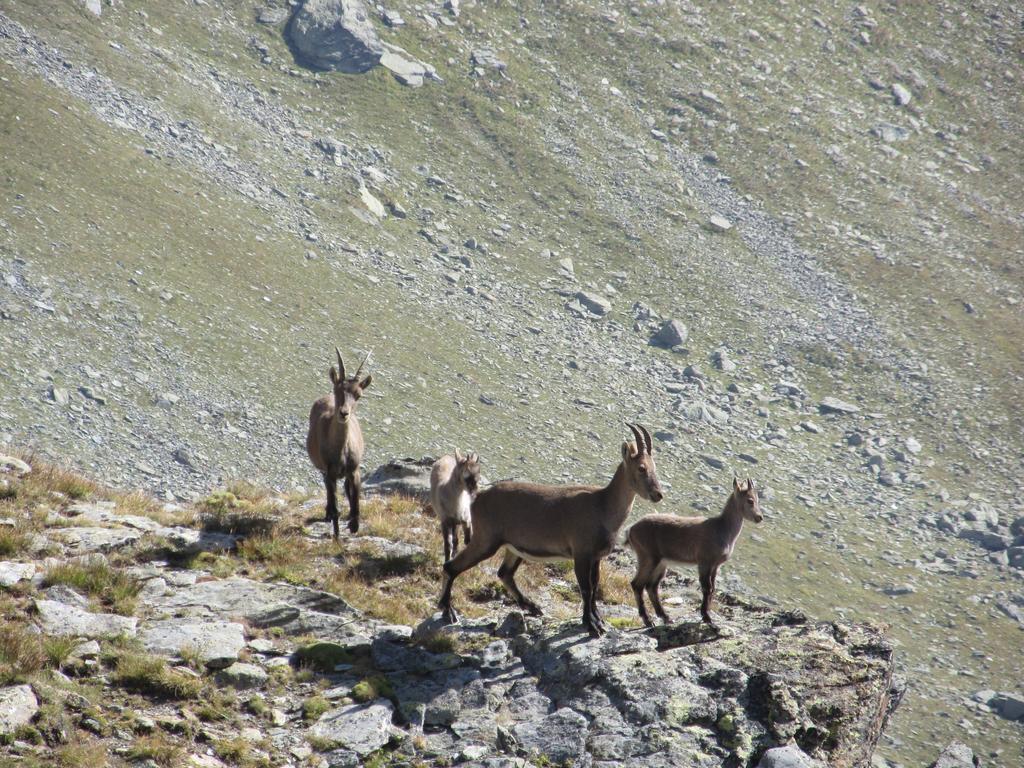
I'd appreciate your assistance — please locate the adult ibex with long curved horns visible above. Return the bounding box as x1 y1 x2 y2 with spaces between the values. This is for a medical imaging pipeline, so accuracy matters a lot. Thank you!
307 347 372 538
438 423 664 638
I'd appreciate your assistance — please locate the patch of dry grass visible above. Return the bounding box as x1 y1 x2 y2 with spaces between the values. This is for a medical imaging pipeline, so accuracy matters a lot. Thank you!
42 560 141 616
0 622 48 685
111 652 203 699
127 732 185 767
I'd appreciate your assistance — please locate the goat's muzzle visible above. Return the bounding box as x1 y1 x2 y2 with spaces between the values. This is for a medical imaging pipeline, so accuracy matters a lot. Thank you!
649 489 664 503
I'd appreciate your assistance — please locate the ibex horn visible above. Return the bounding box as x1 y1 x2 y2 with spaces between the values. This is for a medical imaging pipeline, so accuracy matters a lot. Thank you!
353 349 372 379
637 423 653 455
335 346 346 380
626 423 645 455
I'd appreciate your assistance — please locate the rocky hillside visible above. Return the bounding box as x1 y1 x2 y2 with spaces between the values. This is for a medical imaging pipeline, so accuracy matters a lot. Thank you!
0 455 907 768
0 0 1021 765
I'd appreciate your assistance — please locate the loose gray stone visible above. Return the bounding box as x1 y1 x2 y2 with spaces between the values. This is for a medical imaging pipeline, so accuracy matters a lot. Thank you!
757 744 826 768
51 526 143 553
892 83 912 106
470 48 507 72
215 662 269 689
650 319 688 348
0 685 38 736
989 692 1024 721
818 397 860 415
706 214 733 232
309 700 394 754
871 123 911 142
0 561 35 587
575 291 611 316
511 708 588 765
0 455 31 476
287 0 385 73
363 458 434 502
141 620 245 669
928 741 980 768
34 599 138 638
258 7 290 25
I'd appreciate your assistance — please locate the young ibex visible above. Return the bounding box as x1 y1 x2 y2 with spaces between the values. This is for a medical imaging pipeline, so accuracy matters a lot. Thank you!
306 347 372 539
626 477 762 628
439 423 664 638
430 450 481 562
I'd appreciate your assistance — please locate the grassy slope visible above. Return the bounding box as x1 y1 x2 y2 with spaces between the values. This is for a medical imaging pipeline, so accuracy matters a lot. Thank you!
1 0 1022 764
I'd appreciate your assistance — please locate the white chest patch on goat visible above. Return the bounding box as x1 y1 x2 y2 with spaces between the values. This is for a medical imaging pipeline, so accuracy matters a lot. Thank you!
455 489 472 523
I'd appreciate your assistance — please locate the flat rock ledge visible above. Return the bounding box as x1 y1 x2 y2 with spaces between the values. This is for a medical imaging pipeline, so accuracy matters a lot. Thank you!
301 596 900 767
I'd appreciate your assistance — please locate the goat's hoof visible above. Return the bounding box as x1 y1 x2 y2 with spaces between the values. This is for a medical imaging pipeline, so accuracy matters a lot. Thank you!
348 518 359 534
659 615 672 626
641 617 655 629
442 609 460 626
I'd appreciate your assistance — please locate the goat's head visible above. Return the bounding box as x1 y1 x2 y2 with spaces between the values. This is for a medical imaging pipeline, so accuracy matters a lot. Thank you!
328 347 372 424
733 477 763 523
454 449 482 495
622 423 664 503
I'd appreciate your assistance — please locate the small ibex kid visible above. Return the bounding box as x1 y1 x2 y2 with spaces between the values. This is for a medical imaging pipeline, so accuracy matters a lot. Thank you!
626 477 762 628
430 449 481 562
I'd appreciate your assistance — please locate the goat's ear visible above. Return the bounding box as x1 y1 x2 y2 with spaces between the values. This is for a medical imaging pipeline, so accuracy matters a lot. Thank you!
329 366 339 385
733 476 741 491
469 452 478 464
746 477 754 491
622 441 633 461
359 374 372 390
455 448 463 462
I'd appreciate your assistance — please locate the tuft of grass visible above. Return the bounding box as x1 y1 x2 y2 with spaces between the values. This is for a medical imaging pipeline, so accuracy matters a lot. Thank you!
112 653 203 699
292 641 356 674
0 623 48 684
302 695 331 721
0 527 28 556
52 738 108 767
42 635 79 669
416 631 458 655
42 560 141 616
194 688 238 723
608 616 642 630
213 735 271 767
596 569 635 606
127 733 184 767
351 675 395 705
199 483 282 537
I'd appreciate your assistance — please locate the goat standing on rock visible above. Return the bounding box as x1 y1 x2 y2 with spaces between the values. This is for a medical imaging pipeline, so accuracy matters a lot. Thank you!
430 450 481 562
307 347 372 539
439 423 664 638
627 477 762 629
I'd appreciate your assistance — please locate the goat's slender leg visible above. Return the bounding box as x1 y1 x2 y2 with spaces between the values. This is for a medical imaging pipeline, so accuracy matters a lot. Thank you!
698 564 715 626
574 556 602 638
345 468 361 533
497 551 542 616
439 539 501 625
462 521 472 548
647 562 671 624
442 521 453 563
590 559 608 634
324 470 340 540
631 559 655 628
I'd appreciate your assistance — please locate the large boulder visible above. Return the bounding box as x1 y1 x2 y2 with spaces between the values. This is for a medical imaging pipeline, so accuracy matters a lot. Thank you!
140 620 246 669
928 741 980 768
287 0 384 73
34 599 138 638
0 685 38 737
363 458 434 502
309 700 395 754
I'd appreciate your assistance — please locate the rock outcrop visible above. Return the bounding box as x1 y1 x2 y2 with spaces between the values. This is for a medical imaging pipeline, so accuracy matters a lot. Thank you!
286 0 384 73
